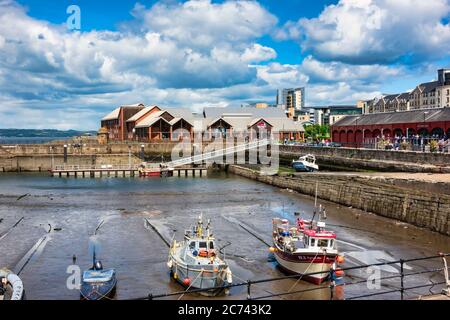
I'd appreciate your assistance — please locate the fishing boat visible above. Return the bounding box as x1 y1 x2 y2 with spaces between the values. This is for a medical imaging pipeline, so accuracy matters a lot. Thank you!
271 206 343 284
0 268 25 300
80 252 117 300
292 154 319 172
167 215 233 296
138 162 174 177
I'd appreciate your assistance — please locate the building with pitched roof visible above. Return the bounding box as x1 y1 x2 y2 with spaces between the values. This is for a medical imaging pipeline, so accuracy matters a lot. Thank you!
362 69 450 115
100 103 145 141
100 105 304 142
331 108 450 147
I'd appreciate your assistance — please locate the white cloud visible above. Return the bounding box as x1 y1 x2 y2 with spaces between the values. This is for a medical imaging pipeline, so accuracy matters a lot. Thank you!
241 44 277 63
0 0 283 128
300 56 403 83
129 0 278 49
277 0 450 64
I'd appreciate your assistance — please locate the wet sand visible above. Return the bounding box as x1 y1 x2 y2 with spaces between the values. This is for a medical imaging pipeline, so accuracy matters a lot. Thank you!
0 172 448 300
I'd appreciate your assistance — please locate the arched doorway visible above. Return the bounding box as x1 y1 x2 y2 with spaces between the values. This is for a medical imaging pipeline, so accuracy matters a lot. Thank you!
431 127 444 138
347 130 354 146
383 129 392 139
332 130 339 142
418 128 429 137
406 128 415 138
340 130 346 143
393 128 403 138
372 129 381 139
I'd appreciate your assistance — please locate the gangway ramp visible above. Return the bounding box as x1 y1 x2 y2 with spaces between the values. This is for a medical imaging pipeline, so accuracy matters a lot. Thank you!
166 139 271 168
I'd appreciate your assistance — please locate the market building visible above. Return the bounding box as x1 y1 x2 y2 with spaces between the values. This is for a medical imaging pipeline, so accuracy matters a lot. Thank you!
331 108 450 147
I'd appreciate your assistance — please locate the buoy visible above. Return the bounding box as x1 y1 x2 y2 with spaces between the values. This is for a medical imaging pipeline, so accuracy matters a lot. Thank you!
335 268 345 277
173 273 178 280
226 268 233 284
336 256 345 264
269 247 277 253
167 260 173 268
213 267 219 273
183 278 191 286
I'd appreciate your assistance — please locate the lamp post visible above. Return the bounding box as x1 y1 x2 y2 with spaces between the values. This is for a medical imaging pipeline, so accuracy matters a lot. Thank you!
355 116 360 148
63 144 68 164
128 145 132 169
422 111 429 152
50 146 54 169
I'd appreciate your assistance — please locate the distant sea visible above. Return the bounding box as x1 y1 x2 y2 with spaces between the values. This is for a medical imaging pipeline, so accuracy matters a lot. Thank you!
0 137 70 144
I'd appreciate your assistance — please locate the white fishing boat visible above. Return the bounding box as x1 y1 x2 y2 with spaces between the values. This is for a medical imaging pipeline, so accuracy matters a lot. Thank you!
292 154 319 172
167 215 232 296
0 268 25 300
271 206 344 284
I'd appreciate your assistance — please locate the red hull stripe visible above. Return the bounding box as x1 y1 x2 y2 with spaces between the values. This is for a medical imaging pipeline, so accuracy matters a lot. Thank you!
276 251 336 264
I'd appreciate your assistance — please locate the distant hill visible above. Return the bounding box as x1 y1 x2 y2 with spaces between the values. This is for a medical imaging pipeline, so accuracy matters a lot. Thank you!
0 129 97 137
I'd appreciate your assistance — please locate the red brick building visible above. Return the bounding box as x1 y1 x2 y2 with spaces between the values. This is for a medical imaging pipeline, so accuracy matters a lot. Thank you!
101 104 145 141
331 108 450 147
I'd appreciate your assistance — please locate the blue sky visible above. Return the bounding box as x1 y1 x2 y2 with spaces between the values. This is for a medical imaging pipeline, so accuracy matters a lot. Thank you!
1 0 450 129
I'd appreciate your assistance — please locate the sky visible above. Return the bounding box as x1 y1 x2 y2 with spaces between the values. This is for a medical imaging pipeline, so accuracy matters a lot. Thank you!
1 0 450 130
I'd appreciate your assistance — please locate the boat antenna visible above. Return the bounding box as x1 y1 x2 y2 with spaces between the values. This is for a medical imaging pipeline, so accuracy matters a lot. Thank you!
314 182 318 208
92 246 96 268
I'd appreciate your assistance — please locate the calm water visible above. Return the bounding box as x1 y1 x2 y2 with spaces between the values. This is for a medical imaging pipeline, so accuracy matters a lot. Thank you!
0 172 448 300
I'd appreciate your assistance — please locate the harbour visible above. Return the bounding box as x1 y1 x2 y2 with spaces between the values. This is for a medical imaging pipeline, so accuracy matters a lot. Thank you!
0 172 448 300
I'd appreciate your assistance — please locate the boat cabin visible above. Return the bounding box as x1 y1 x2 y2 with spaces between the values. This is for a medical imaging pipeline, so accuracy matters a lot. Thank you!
302 229 336 250
299 154 316 164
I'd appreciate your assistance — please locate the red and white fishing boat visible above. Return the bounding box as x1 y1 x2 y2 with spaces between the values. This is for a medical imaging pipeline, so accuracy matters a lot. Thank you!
138 162 174 177
271 206 342 284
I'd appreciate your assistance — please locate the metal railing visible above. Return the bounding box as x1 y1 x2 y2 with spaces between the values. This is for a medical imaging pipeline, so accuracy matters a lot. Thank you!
165 138 271 168
340 137 450 153
52 164 140 171
128 253 449 300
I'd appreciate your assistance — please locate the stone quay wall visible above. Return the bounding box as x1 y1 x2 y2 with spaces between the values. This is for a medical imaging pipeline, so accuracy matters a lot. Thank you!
279 145 450 173
228 165 450 236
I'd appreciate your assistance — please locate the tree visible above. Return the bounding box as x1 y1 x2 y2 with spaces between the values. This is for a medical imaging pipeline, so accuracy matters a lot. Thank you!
304 124 330 141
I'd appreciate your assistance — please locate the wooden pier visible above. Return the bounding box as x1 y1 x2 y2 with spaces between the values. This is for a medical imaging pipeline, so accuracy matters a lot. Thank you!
50 165 208 178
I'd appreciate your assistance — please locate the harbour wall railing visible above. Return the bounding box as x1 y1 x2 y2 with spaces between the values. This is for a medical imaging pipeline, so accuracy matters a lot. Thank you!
129 253 449 301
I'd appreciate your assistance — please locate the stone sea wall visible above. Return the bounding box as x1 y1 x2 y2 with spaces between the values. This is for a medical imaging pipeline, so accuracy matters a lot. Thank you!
228 165 450 236
280 145 450 173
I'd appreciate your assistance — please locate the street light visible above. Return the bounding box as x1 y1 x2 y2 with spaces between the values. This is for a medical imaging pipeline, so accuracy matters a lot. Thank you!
354 116 361 148
128 145 132 169
50 146 54 169
422 111 429 152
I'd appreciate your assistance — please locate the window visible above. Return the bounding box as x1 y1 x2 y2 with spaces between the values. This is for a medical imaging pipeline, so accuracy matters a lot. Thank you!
209 242 214 250
310 238 316 247
329 240 334 248
317 239 329 247
189 242 196 250
199 242 207 249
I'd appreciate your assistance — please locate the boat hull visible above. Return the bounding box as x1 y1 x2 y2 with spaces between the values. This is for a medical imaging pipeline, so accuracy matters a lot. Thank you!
292 162 318 172
274 251 336 285
169 259 229 296
139 169 173 177
80 277 117 300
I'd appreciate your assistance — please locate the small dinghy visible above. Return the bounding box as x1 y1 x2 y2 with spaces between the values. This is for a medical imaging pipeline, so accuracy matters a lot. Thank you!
80 252 117 300
0 268 25 300
167 215 233 296
292 154 319 172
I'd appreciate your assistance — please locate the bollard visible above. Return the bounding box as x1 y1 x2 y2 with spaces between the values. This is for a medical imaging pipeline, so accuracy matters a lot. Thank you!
247 281 251 300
